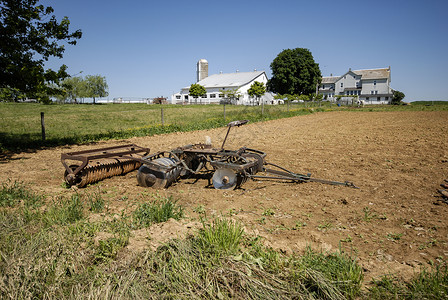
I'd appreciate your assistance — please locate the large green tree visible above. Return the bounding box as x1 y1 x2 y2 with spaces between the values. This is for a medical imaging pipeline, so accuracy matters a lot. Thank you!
267 48 321 95
0 0 82 101
59 76 86 103
84 75 108 104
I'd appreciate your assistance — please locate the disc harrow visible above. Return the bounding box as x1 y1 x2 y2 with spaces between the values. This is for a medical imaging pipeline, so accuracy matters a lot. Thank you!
61 144 150 187
61 121 358 190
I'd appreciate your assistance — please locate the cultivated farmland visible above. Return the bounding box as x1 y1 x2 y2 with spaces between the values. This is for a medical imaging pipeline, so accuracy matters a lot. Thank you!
1 107 448 298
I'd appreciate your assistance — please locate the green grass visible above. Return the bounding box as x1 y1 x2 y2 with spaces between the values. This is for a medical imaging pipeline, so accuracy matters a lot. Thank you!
368 264 448 299
0 102 323 151
1 182 446 298
0 179 43 208
133 195 184 228
5 100 447 152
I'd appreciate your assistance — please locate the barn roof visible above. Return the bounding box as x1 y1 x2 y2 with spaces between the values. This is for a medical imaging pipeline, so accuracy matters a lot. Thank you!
185 71 266 89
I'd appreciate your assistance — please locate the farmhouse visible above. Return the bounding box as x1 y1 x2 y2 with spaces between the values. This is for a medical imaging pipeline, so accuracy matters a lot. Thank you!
171 59 276 105
319 67 393 104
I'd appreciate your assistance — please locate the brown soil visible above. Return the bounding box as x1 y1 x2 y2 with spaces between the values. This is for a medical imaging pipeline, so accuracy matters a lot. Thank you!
2 110 448 283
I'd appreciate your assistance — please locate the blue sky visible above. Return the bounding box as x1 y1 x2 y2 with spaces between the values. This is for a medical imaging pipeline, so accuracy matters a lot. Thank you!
43 0 448 101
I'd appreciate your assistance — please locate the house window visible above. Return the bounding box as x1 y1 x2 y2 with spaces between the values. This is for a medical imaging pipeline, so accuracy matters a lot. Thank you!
202 94 207 98
322 85 325 89
184 95 188 100
374 80 377 86
377 97 381 101
366 97 369 101
210 94 216 98
371 91 374 95
340 83 343 88
375 91 378 94
385 97 389 100
176 95 181 99
219 94 224 98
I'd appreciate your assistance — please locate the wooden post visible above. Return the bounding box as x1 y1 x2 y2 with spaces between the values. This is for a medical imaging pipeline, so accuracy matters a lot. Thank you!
261 98 264 117
161 108 164 126
223 104 226 121
41 112 46 141
287 100 290 112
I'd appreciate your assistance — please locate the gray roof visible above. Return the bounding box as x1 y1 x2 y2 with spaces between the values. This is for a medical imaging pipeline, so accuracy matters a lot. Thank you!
352 68 390 80
187 71 266 89
322 67 390 82
321 76 338 84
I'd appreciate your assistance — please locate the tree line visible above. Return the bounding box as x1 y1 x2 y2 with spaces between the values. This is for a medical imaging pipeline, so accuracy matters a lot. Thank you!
55 75 108 104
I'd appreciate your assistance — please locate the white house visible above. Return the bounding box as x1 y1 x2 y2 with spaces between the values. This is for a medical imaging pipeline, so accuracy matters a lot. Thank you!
319 67 393 104
171 59 276 105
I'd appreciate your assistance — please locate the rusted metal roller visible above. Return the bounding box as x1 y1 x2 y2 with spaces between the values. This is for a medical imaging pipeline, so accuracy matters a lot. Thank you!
61 144 150 188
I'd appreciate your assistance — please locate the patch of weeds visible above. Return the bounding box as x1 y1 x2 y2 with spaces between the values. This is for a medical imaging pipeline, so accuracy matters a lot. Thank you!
94 237 127 264
262 208 275 216
317 221 333 232
362 207 377 222
293 220 307 230
386 233 403 241
196 217 244 255
418 239 437 250
257 216 266 224
368 264 448 299
0 180 43 208
297 247 364 299
302 212 313 219
87 190 106 213
340 235 353 243
44 193 84 225
193 204 206 215
133 196 184 228
61 181 69 189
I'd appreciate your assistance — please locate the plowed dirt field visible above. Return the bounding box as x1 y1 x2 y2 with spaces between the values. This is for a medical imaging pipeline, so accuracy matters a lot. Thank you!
2 110 448 282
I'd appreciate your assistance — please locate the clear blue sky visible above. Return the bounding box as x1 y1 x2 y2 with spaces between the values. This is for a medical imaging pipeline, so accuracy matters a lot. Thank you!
43 0 448 101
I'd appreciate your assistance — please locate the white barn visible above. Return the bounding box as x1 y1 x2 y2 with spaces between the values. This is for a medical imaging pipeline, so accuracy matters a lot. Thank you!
171 60 276 105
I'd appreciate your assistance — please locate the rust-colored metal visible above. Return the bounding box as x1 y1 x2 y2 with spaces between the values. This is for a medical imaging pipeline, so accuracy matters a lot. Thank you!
60 120 357 191
61 144 150 187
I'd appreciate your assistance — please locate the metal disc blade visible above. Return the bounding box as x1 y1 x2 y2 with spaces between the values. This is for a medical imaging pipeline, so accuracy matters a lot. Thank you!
212 169 237 190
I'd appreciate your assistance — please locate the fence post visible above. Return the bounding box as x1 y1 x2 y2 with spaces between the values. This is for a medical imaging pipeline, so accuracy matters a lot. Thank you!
41 112 46 141
223 104 226 121
161 108 165 126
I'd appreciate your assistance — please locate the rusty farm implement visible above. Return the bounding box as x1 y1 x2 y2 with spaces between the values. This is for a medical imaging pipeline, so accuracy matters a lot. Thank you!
61 120 357 190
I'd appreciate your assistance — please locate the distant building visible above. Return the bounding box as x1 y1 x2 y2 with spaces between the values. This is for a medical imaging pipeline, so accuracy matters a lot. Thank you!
319 67 393 104
171 60 276 105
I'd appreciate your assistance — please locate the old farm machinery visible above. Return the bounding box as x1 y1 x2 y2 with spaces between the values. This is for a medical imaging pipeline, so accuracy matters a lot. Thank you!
61 120 358 190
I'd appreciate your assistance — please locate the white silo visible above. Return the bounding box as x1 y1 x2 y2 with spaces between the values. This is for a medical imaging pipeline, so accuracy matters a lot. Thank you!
197 59 208 82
